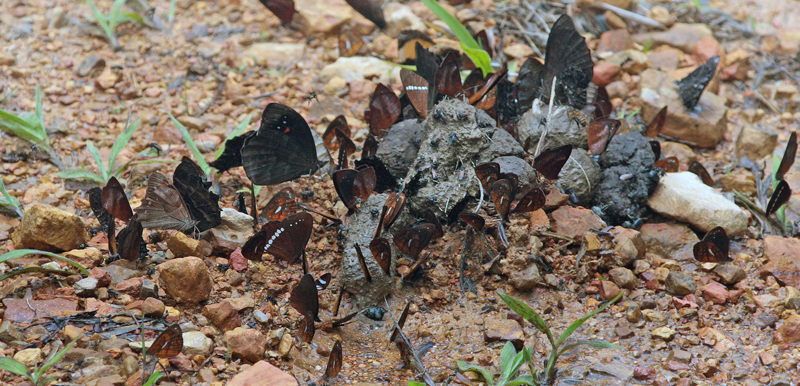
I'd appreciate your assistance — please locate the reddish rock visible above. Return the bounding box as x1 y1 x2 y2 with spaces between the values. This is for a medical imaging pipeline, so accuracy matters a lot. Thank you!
230 248 249 272
225 327 268 362
664 360 692 372
647 48 681 71
158 256 212 303
599 280 621 300
142 298 165 317
596 29 633 54
89 267 112 287
760 236 800 287
592 61 621 87
228 360 298 386
2 298 78 322
639 223 698 265
703 282 728 305
115 277 144 297
203 301 242 332
550 206 606 240
633 366 656 380
774 314 800 344
698 327 736 352
673 294 698 309
85 298 115 315
483 317 524 350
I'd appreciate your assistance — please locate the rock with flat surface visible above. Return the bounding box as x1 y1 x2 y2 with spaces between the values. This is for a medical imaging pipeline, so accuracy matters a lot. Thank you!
760 236 800 287
228 361 298 386
225 327 267 362
242 43 305 67
632 23 712 53
551 206 606 240
203 208 254 255
158 257 212 303
735 124 777 160
12 204 87 252
319 56 399 85
294 0 353 34
647 172 748 235
640 223 698 265
484 317 524 349
183 331 213 357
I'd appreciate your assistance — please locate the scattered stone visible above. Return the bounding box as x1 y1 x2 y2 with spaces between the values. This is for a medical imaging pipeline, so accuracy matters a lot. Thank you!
754 294 779 309
639 223 698 265
242 43 305 67
647 47 681 71
651 326 676 341
0 53 16 66
753 314 777 329
12 204 87 252
760 236 800 287
158 256 213 303
484 318 524 350
703 282 728 304
114 277 143 297
777 28 800 55
0 321 23 343
228 361 298 386
632 23 712 53
76 55 105 78
142 298 165 317
139 279 158 299
648 6 675 27
660 141 696 166
2 298 78 322
643 309 667 324
103 265 140 286
203 301 242 332
647 172 748 236
713 263 746 285
599 280 622 300
735 125 777 160
64 248 104 270
319 57 399 85
592 61 621 87
633 366 656 380
294 0 353 34
616 325 634 338
550 206 606 240
183 330 213 357
609 267 638 289
46 6 68 29
597 29 634 54
625 304 642 323
225 327 267 362
698 327 736 352
665 271 695 296
557 148 601 205
668 349 692 364
605 49 649 75
507 262 541 291
277 331 293 357
610 227 646 267
14 348 42 367
74 277 98 297
95 67 121 90
167 231 202 258
382 3 425 38
204 208 255 255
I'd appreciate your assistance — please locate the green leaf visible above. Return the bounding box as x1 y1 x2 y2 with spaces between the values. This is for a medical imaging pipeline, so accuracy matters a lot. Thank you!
0 249 89 276
36 337 79 379
108 118 139 174
109 0 127 27
558 340 622 357
408 382 426 386
499 341 516 379
555 292 622 348
169 112 210 176
0 267 75 282
86 141 108 182
121 11 144 24
214 115 251 162
382 60 417 71
506 375 536 386
462 44 493 77
421 0 493 76
0 357 31 377
142 369 163 386
34 86 45 136
0 110 43 145
497 292 554 346
0 178 22 217
56 169 105 184
457 361 494 386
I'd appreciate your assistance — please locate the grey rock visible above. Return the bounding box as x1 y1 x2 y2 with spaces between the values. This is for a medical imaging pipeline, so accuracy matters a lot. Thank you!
753 314 777 329
74 277 98 297
103 265 139 286
713 263 746 285
507 262 540 291
46 7 68 29
557 148 601 205
493 156 536 190
203 208 255 255
0 321 23 343
139 279 159 299
7 24 33 41
516 101 589 151
592 131 660 227
374 119 425 180
665 271 696 296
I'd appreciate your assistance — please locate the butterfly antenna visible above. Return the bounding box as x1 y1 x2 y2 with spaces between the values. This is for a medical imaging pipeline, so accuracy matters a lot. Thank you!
473 175 484 213
534 75 559 157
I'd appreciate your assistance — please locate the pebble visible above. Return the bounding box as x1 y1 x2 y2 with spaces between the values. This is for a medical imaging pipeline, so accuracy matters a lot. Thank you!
550 206 607 240
647 173 748 236
626 305 643 323
225 327 267 362
277 332 293 357
735 125 777 160
142 297 165 317
76 55 105 78
609 267 638 290
0 321 23 343
665 271 695 296
139 279 159 299
202 208 254 255
507 263 541 291
64 248 104 270
483 318 524 350
15 348 43 366
12 203 87 252
651 326 676 341
227 360 297 386
167 231 202 258
242 43 305 67
74 277 98 297
183 330 214 357
760 236 800 287
713 263 746 285
158 256 213 303
616 326 635 339
382 2 425 38
702 282 728 304
319 56 398 84
202 301 242 332
632 23 712 53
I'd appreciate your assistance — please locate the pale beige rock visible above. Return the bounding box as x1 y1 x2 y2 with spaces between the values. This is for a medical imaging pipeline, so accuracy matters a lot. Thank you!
319 56 400 85
735 125 777 160
228 361 298 386
294 0 353 34
242 43 305 67
632 23 712 53
383 3 425 38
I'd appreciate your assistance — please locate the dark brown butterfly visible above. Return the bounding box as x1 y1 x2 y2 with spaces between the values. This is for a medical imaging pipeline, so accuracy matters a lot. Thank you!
135 172 197 233
117 215 144 262
262 212 314 262
676 55 719 110
587 119 621 156
338 26 364 57
290 273 320 342
534 144 573 180
332 167 377 213
489 179 514 220
467 68 506 107
148 324 183 358
688 161 714 186
315 272 332 291
368 84 401 138
403 251 432 278
650 140 662 160
593 85 613 119
241 103 324 186
209 131 255 173
89 187 113 228
235 192 248 214
322 340 343 380
344 0 386 29
397 30 433 64
354 243 372 283
258 0 294 24
434 52 464 98
474 162 500 192
335 128 356 170
401 69 429 119
102 177 133 222
654 156 679 173
172 157 222 232
777 131 797 181
369 237 392 276
542 14 594 109
241 227 268 261
494 78 518 130
389 301 411 342
320 311 359 333
413 43 441 111
361 134 379 160
393 223 436 258
458 212 485 230
260 187 298 223
692 226 730 263
382 192 406 231
766 180 791 216
322 115 351 152
645 106 667 138
516 57 544 115
422 210 443 240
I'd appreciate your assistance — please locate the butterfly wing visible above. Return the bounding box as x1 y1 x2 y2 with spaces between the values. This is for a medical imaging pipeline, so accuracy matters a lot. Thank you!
149 324 183 358
135 172 197 232
173 157 222 232
542 15 594 109
117 215 144 262
676 56 719 110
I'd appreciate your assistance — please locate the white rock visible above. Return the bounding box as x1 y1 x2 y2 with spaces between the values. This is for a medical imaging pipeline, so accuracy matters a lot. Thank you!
647 172 748 235
383 3 426 38
241 43 305 67
182 331 214 357
319 57 400 85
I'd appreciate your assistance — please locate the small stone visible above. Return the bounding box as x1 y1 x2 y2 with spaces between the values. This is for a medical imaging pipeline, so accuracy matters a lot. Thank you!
323 76 348 96
77 55 105 78
647 173 748 236
507 263 541 291
597 29 633 54
12 204 87 252
114 277 143 297
760 236 800 287
202 301 242 332
89 267 111 287
609 267 638 290
647 47 681 71
144 87 162 98
293 0 353 34
753 314 777 329
142 298 165 317
713 263 746 285
616 326 634 339
592 61 621 88
702 282 728 304
202 208 254 255
735 125 777 160
660 141 696 166
14 348 42 367
550 206 607 240
599 281 622 301
382 3 425 38
632 23 712 53
319 56 398 85
225 327 267 362
633 366 656 380
277 332 293 357
167 232 202 258
503 43 535 59
651 326 676 341
242 43 305 67
74 277 98 297
484 318 524 350
227 361 297 386
665 271 695 296
698 327 736 352
64 248 104 269
648 6 675 27
0 321 23 343
754 294 779 309
158 257 213 303
182 330 213 357
139 279 158 299
667 349 692 364
642 309 667 324
95 67 121 90
253 310 271 324
625 305 642 323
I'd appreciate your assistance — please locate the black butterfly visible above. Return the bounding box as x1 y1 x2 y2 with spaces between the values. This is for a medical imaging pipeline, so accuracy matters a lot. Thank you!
676 55 719 110
241 103 325 186
172 157 222 232
208 131 255 173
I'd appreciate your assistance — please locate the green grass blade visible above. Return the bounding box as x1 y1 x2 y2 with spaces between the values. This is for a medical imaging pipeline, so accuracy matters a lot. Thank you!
497 292 554 346
86 141 108 182
421 0 493 76
0 178 22 218
34 86 45 138
555 292 622 348
36 337 79 379
557 340 622 357
109 0 127 28
0 357 30 377
169 112 210 175
0 267 76 282
506 375 536 386
143 369 163 386
0 110 43 145
499 341 516 380
214 115 251 161
168 0 177 25
457 361 494 386
109 118 139 173
56 169 105 184
0 249 89 276
462 45 493 77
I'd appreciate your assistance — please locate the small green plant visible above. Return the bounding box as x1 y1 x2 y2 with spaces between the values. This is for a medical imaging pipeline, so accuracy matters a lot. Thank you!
85 0 143 50
459 292 623 385
0 178 23 218
421 0 493 76
0 336 79 385
0 86 52 153
642 37 654 54
0 249 90 281
143 370 163 386
57 117 149 184
173 113 252 178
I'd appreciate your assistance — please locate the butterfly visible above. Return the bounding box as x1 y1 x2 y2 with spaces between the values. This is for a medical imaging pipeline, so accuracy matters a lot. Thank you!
654 156 679 173
332 166 377 213
458 212 485 230
367 84 401 139
258 0 294 24
587 118 621 156
344 0 386 29
688 161 714 186
101 177 133 222
645 106 667 138
208 131 254 173
397 30 434 64
117 215 144 262
676 55 719 110
321 340 343 381
241 103 326 186
290 273 320 342
381 192 406 231
766 180 791 217
339 26 364 57
393 223 436 258
692 226 729 263
489 180 547 221
242 212 314 265
534 144 573 180
148 324 183 358
172 157 222 232
776 131 797 181
259 187 298 223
